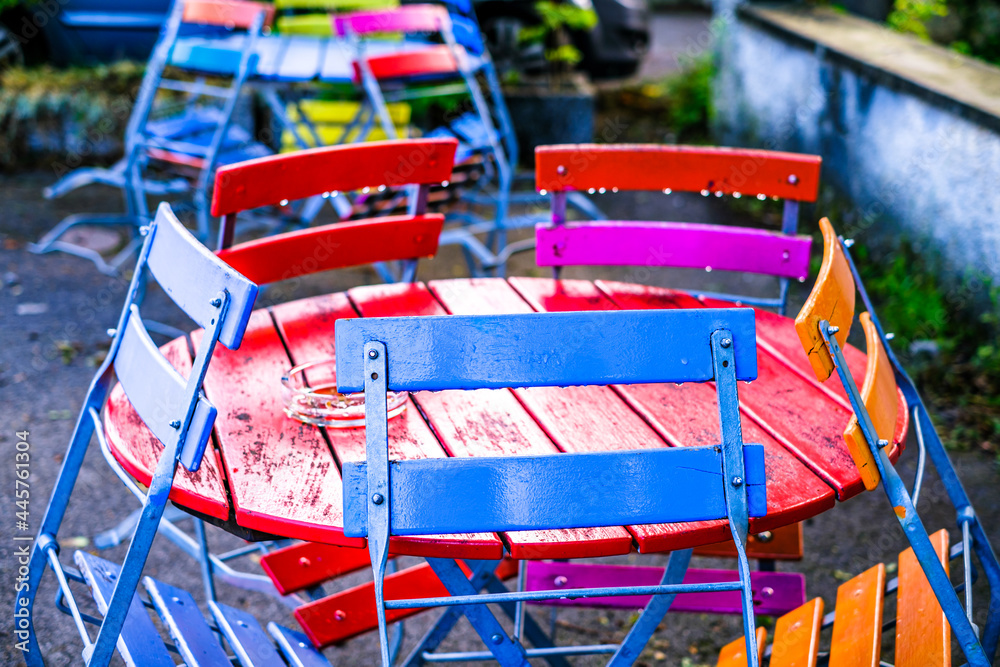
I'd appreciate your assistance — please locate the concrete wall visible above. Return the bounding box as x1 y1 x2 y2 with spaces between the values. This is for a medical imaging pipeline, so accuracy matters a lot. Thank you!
712 4 1000 283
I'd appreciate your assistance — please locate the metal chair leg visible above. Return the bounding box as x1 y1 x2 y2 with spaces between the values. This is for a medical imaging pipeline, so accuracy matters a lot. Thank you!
607 549 693 666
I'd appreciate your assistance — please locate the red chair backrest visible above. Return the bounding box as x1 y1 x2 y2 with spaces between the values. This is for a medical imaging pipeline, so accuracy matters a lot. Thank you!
211 139 458 284
535 144 821 201
211 138 457 216
534 144 821 283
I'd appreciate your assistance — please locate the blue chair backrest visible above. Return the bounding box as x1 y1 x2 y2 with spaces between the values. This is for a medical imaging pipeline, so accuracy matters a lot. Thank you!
111 202 258 471
336 308 764 538
336 310 757 391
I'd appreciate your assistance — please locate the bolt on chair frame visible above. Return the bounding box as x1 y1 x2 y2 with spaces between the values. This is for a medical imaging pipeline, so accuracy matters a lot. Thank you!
336 308 767 666
16 202 259 667
795 217 1000 666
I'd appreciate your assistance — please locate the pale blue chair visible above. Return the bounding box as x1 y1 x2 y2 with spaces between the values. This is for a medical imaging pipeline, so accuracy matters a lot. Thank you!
16 202 262 667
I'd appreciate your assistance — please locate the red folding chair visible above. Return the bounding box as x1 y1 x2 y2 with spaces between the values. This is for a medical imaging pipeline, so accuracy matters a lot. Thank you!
534 144 823 315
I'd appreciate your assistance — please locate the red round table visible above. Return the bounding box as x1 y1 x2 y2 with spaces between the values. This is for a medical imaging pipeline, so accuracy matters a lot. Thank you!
105 277 908 561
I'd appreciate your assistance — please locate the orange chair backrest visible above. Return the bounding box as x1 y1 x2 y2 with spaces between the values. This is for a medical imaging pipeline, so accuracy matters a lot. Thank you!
182 0 276 29
843 312 900 491
794 217 856 381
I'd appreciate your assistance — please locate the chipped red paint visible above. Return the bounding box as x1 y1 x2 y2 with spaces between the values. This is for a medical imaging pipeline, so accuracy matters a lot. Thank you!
104 279 900 558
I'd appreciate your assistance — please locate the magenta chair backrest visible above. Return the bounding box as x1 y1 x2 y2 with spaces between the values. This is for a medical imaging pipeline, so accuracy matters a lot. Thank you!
536 221 812 280
332 4 451 36
534 144 822 289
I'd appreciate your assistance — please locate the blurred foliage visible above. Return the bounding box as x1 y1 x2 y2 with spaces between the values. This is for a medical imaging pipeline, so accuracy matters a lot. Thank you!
888 0 949 40
518 1 597 74
0 61 144 169
595 54 714 144
847 239 1000 456
888 0 1000 65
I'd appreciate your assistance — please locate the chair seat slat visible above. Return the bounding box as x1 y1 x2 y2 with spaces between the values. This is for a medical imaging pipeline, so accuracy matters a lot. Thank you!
525 562 806 615
268 623 333 667
535 144 822 201
536 221 812 281
260 541 378 595
210 138 457 216
895 529 951 667
294 560 518 647
768 597 824 667
73 552 175 667
143 576 232 667
343 444 766 537
717 627 768 667
828 564 885 667
217 215 443 286
210 600 286 666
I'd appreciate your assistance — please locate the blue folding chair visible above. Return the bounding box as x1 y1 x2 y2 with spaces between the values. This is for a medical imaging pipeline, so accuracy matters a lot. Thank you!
793 217 1000 666
336 5 603 276
30 0 274 274
15 202 260 667
335 307 768 665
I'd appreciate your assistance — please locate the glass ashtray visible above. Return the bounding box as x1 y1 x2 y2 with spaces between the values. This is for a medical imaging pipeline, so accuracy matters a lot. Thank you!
281 359 407 428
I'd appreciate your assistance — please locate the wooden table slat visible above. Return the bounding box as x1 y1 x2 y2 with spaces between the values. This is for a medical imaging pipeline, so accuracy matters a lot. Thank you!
427 278 635 559
104 337 231 519
271 287 504 559
196 311 360 546
510 277 836 552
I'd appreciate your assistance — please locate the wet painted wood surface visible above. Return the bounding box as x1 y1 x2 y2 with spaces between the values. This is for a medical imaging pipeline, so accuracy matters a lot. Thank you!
104 278 900 558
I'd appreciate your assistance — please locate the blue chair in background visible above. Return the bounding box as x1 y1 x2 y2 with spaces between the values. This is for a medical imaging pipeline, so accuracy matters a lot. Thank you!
336 5 603 276
31 0 274 274
335 307 768 665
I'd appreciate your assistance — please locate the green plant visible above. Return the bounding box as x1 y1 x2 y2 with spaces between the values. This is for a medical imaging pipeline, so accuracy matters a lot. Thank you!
0 61 145 169
884 0 1000 65
518 0 597 78
848 239 1000 451
662 55 714 140
594 54 715 144
887 0 949 40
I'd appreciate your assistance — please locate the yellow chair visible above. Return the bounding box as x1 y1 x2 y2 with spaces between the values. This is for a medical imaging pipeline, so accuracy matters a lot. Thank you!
281 98 411 150
273 0 411 150
274 0 398 35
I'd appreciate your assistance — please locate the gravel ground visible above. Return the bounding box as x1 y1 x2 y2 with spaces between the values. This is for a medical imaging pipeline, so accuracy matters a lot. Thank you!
1 170 998 667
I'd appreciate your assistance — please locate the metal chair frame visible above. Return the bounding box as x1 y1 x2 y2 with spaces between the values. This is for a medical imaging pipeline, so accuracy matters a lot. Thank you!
804 220 1000 666
337 5 603 275
16 202 259 667
30 0 272 274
